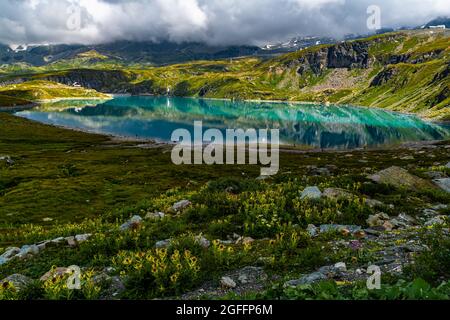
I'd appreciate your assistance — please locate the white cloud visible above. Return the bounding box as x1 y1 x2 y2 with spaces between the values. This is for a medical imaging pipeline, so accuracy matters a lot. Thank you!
0 0 448 45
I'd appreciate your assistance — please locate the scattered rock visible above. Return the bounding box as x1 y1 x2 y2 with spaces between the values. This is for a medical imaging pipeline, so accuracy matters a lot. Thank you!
238 274 248 284
446 162 450 169
382 220 394 232
75 234 92 243
0 155 14 166
300 186 322 200
155 239 172 249
1 274 33 291
51 237 65 244
16 245 39 259
368 166 434 191
433 178 450 193
181 267 266 299
40 267 70 282
195 235 211 248
307 224 318 237
119 215 143 231
172 200 192 212
425 171 446 179
1 247 20 260
36 241 50 251
66 236 77 247
220 276 237 289
42 217 53 222
145 212 165 220
365 198 384 208
366 213 390 227
431 204 448 211
425 216 447 226
323 188 355 201
334 262 347 272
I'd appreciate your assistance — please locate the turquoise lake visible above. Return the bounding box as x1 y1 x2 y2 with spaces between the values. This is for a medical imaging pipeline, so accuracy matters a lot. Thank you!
15 96 450 149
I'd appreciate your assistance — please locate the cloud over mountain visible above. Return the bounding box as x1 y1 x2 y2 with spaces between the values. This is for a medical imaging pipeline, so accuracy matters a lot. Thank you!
0 0 449 45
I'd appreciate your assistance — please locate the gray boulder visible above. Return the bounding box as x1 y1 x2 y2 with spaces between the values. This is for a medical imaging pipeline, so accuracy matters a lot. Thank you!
1 274 33 291
172 200 192 212
306 224 318 237
368 166 434 191
300 186 322 200
433 178 450 193
220 276 237 289
145 211 165 220
1 247 20 260
155 239 172 249
195 235 211 248
75 233 92 243
119 215 143 231
16 245 39 259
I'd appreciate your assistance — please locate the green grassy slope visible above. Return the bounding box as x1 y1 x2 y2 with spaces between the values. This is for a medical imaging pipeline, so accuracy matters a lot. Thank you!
0 80 111 103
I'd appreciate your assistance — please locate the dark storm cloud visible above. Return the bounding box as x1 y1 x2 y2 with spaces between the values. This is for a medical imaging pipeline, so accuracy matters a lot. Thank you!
0 0 448 45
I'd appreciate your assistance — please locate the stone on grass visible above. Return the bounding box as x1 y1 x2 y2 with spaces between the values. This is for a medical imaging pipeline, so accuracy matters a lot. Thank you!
172 200 192 212
66 236 77 247
307 224 318 237
40 267 71 282
334 262 347 272
16 245 39 259
119 215 143 232
365 198 384 208
433 178 450 193
220 276 236 289
1 274 33 291
1 247 20 260
300 186 322 200
145 212 165 220
368 166 435 191
195 235 211 248
366 213 390 227
75 234 92 243
155 239 172 249
425 216 447 226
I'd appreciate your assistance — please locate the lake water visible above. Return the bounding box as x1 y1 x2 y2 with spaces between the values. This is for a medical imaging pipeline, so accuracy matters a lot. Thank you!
15 96 450 149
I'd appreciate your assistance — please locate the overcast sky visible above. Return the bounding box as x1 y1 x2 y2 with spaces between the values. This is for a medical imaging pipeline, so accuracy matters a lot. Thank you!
0 0 449 46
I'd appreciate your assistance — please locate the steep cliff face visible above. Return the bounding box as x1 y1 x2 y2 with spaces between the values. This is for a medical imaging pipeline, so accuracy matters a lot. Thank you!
295 42 370 76
44 70 130 92
327 41 370 69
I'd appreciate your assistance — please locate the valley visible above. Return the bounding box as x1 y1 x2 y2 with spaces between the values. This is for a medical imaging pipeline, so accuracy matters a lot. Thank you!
1 30 449 121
